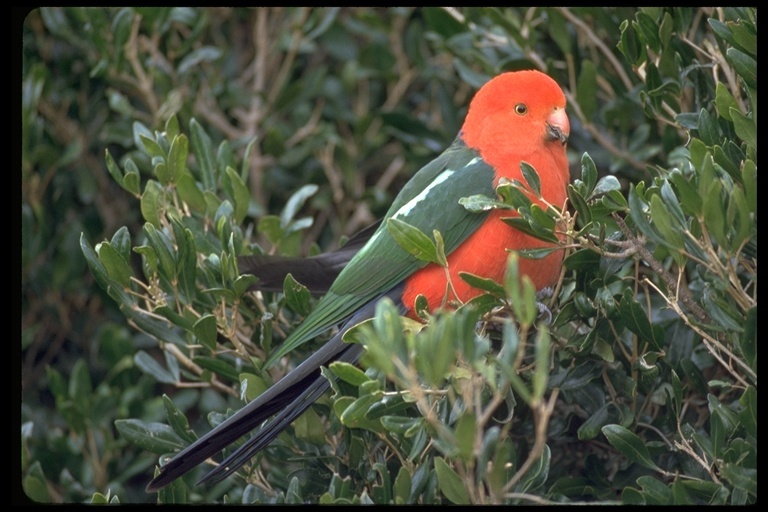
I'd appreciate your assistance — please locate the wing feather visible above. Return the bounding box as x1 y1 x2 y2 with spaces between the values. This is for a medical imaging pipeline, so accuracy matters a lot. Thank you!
264 137 496 366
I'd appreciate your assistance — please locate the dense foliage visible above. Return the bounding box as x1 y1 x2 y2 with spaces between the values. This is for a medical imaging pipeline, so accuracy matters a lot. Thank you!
21 7 755 504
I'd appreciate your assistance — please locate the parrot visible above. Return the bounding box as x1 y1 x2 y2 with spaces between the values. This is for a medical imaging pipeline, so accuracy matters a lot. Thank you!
145 69 570 492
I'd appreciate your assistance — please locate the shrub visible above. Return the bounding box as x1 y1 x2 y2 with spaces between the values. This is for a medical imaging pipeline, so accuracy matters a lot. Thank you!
22 7 755 504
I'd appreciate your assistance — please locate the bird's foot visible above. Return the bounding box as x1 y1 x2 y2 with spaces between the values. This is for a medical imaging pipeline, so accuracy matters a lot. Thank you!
535 287 555 324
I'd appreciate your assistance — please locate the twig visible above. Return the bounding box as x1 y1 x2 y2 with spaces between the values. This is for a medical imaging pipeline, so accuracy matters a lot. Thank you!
500 389 559 496
558 8 634 92
163 343 239 397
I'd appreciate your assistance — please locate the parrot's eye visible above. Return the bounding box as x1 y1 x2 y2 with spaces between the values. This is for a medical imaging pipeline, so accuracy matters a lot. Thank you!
514 103 527 115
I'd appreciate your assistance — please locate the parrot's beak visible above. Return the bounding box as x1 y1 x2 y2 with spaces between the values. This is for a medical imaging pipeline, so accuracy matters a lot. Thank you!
546 107 570 146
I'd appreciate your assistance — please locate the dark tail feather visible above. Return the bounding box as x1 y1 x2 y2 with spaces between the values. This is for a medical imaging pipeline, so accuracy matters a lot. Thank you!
238 221 379 293
145 336 360 492
145 282 403 492
197 342 360 486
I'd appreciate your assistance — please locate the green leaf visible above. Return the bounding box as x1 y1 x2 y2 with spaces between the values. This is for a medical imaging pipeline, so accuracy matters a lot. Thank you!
156 474 187 503
131 121 158 156
393 466 412 504
618 289 664 350
154 160 170 186
338 393 384 430
162 395 197 445
701 286 743 333
134 350 177 384
192 356 240 382
140 180 165 229
280 183 318 228
233 274 258 298
602 424 660 471
143 222 176 281
458 271 505 297
498 180 533 210
432 229 448 267
122 158 141 196
178 45 223 74
528 203 556 232
738 385 757 438
240 372 269 402
453 413 476 463
726 186 752 249
622 487 646 505
294 407 326 445
453 58 491 89
487 437 515 495
68 359 92 413
563 248 601 272
708 18 736 47
139 133 165 160
23 472 50 503
669 169 702 216
80 233 111 292
636 475 673 505
110 7 133 50
283 273 312 317
729 107 755 148
520 161 541 198
105 149 134 195
618 19 644 66
532 327 550 402
257 215 283 245
649 194 686 259
578 403 617 440
329 361 371 387
577 61 598 121
434 457 468 504
167 134 189 184
680 480 729 505
738 306 756 373
707 394 740 437
725 48 756 90
386 217 440 264
729 20 757 56
173 220 197 300
501 217 560 244
658 11 674 46
714 82 739 121
193 314 218 351
224 166 250 224
189 118 216 190
120 304 187 346
719 463 756 497
741 159 756 215
422 7 465 38
516 444 551 493
567 184 592 228
581 152 596 199
379 416 421 435
109 225 131 261
459 194 510 213
164 113 180 141
634 11 661 53
709 408 725 459
134 245 158 277
240 137 257 181
115 419 185 453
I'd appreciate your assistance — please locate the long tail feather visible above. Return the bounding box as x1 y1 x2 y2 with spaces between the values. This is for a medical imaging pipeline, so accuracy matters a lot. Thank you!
145 282 403 492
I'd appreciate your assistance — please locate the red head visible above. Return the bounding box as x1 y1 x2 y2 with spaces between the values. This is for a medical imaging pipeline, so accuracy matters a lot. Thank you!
461 70 570 188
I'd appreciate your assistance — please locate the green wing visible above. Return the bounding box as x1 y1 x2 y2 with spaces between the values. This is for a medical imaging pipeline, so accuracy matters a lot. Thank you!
264 137 496 367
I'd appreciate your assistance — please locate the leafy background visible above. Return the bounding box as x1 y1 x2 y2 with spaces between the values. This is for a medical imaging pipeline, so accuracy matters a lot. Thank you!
21 7 755 504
